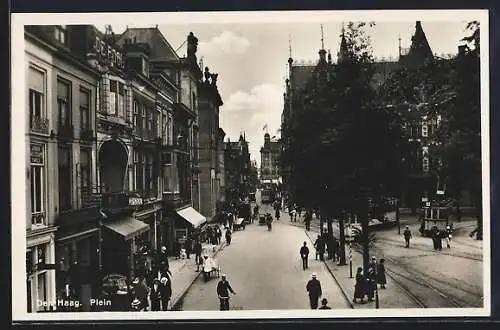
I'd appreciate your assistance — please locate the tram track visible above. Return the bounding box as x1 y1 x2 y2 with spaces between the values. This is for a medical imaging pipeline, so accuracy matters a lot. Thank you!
378 239 483 262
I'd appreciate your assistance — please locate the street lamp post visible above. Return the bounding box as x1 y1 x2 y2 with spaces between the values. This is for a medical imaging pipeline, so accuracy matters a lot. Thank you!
348 215 353 278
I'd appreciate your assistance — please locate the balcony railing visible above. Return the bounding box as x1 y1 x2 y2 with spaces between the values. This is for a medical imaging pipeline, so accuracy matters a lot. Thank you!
31 211 46 227
58 123 74 139
30 116 49 135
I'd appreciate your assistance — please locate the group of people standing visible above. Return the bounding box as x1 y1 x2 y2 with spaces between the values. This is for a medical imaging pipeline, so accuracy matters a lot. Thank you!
353 257 386 304
129 245 173 311
313 233 340 262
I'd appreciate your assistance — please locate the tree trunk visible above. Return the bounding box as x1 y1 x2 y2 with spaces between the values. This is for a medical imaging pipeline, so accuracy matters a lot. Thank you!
360 198 370 272
327 214 333 238
319 213 325 235
338 213 347 265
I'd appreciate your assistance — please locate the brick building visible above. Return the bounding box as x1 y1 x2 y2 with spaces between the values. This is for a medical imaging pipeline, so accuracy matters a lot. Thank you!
259 133 281 185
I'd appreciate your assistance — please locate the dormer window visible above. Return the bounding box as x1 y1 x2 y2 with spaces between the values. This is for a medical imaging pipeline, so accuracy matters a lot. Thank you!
54 25 67 46
142 57 149 77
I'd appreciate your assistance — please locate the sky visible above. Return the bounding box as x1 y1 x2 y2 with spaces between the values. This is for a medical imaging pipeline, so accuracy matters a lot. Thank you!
89 13 475 166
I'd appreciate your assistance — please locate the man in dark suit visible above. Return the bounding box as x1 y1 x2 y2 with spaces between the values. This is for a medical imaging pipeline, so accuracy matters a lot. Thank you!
300 242 309 270
306 273 322 309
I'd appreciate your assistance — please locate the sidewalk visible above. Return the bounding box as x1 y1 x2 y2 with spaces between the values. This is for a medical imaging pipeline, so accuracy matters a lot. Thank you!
169 224 229 310
280 210 422 309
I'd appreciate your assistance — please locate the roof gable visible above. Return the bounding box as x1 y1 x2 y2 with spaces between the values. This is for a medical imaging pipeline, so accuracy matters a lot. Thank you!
116 28 179 62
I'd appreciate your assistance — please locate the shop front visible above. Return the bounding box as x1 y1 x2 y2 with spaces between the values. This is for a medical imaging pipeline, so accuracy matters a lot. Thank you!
134 202 163 253
26 228 57 313
55 207 101 312
101 213 150 281
174 206 207 243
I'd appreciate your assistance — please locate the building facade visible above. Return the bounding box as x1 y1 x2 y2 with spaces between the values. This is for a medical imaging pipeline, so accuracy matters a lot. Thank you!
281 21 456 210
259 133 282 184
224 135 252 204
198 67 224 220
25 25 101 312
116 28 207 248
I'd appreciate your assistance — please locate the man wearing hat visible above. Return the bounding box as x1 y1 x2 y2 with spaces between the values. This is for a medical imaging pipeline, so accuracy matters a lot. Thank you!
300 242 310 270
217 274 236 311
158 246 170 270
306 273 322 309
319 298 331 310
160 274 172 311
446 225 453 249
403 226 412 248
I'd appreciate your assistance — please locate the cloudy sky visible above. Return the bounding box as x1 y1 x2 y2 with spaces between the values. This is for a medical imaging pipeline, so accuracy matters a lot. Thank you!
86 12 477 165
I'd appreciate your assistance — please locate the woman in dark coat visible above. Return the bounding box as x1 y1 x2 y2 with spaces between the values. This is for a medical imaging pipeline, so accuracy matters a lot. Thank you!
353 267 365 303
150 279 162 311
377 258 387 289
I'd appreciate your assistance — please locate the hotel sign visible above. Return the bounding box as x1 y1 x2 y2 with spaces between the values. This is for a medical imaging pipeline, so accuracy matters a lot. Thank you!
30 143 44 165
92 35 124 69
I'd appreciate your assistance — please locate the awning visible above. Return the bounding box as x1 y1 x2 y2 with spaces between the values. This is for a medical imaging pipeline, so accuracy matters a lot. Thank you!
176 207 207 228
103 217 150 241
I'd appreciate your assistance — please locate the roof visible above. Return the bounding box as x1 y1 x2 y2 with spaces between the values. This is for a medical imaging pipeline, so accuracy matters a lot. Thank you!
115 27 179 62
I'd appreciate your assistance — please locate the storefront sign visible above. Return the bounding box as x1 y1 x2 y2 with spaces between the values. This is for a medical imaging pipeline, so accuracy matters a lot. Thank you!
129 197 143 206
92 35 124 69
30 143 44 164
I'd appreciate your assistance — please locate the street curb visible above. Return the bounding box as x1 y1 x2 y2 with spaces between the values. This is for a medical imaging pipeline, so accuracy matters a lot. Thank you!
303 230 355 309
170 242 227 310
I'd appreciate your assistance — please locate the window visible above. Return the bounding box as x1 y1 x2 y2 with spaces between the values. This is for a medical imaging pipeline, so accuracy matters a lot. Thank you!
146 155 153 194
80 149 91 194
30 143 46 226
135 152 144 193
141 105 146 130
79 89 90 132
142 57 149 77
58 145 72 211
162 114 167 144
28 67 46 132
110 81 117 115
167 115 173 145
133 100 139 128
57 79 71 128
422 124 428 137
422 156 430 173
54 25 67 45
109 80 125 118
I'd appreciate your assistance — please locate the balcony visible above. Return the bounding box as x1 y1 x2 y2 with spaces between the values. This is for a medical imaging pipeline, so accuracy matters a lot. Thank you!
162 192 191 210
30 116 49 135
80 128 94 141
57 123 74 140
31 211 46 227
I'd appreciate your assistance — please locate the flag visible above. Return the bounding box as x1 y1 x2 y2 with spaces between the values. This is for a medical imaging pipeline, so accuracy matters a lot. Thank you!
263 124 268 131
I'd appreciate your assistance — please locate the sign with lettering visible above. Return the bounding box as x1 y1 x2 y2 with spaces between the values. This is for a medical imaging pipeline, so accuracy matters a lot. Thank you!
30 143 44 164
92 35 124 69
129 197 143 206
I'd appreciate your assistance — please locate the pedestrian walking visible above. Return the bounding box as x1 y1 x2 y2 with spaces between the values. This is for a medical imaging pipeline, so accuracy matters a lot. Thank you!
314 235 322 260
353 267 365 303
160 274 172 311
431 226 442 251
446 225 453 249
275 207 281 220
306 273 322 309
403 226 412 248
377 258 387 289
132 276 150 311
300 241 309 270
217 274 236 311
185 236 192 259
194 240 202 271
149 279 162 311
304 211 312 231
173 239 181 259
318 234 326 261
225 229 232 245
366 265 377 302
319 298 331 309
